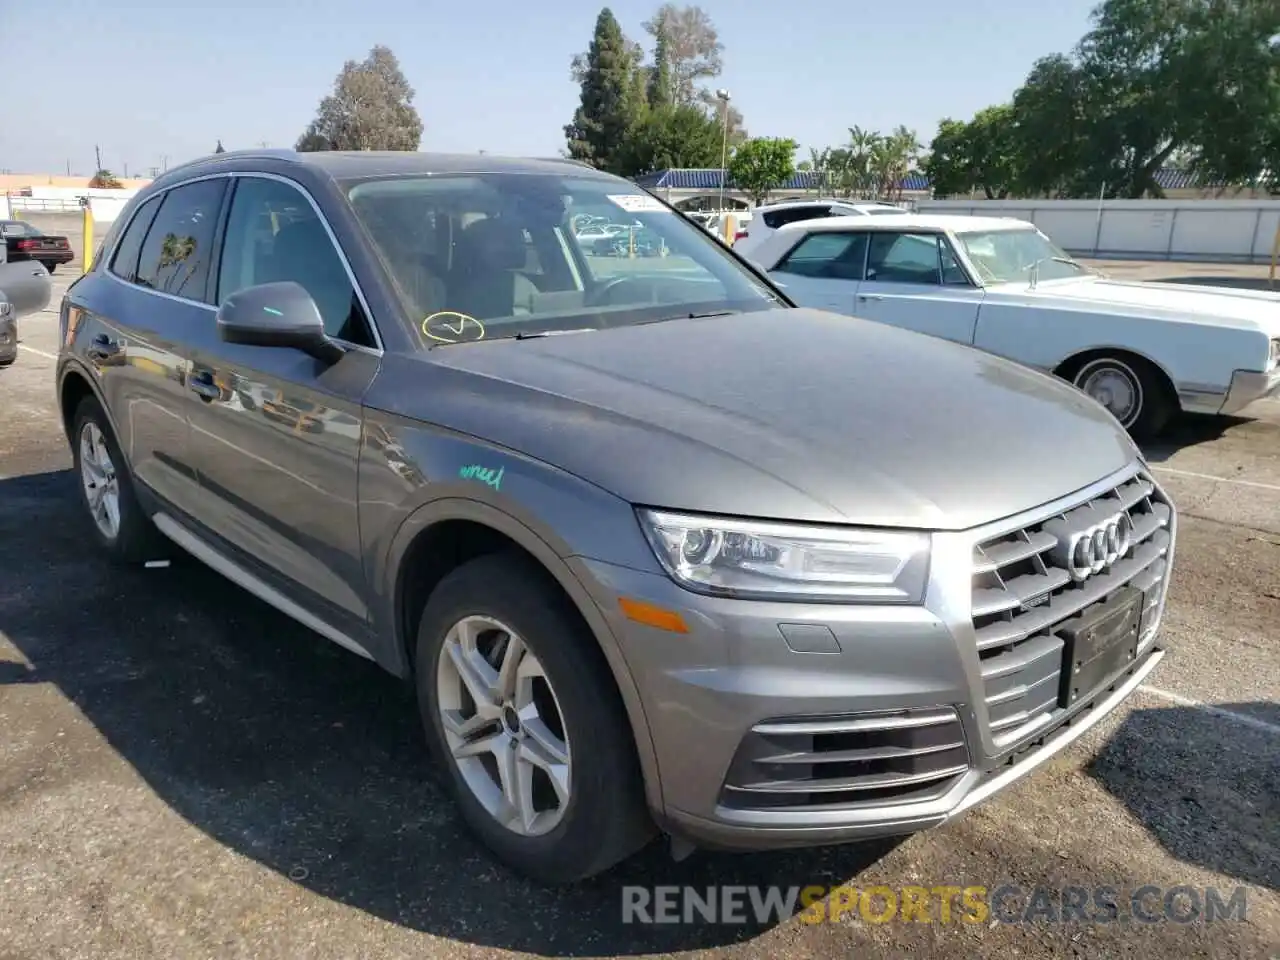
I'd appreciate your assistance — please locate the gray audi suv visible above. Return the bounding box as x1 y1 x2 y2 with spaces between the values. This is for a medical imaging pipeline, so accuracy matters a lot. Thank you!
55 150 1176 884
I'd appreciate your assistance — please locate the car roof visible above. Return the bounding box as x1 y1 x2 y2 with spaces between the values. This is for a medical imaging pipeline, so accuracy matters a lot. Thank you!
151 148 621 187
756 197 906 211
777 213 1031 233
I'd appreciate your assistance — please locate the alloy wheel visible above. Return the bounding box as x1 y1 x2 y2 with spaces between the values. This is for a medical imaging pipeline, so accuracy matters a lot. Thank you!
435 615 572 837
79 422 121 540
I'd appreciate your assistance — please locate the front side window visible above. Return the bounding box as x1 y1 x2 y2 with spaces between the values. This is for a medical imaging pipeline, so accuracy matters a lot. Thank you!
217 177 374 347
774 231 867 280
135 179 227 301
865 231 968 286
954 228 1090 284
346 173 781 345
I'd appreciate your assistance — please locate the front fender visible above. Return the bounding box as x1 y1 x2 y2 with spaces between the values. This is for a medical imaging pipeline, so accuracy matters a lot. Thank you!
359 426 666 813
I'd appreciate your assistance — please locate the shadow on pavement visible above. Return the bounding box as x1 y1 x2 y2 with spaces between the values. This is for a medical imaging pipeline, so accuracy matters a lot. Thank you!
1086 701 1279 892
1139 413 1253 463
0 468 896 956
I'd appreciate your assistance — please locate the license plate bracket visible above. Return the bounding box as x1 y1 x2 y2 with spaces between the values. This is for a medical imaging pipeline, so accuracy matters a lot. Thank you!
1056 586 1142 708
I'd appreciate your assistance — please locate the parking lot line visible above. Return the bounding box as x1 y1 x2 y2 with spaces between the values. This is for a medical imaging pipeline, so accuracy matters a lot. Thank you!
1151 464 1280 493
1139 684 1280 735
17 344 57 361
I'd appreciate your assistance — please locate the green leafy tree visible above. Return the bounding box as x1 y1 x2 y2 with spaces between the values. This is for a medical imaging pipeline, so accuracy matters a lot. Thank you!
925 107 1021 198
728 137 798 204
88 170 123 188
619 103 724 174
296 45 422 152
564 9 646 173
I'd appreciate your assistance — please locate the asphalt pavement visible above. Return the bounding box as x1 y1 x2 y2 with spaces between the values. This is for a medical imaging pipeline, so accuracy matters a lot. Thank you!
0 265 1277 959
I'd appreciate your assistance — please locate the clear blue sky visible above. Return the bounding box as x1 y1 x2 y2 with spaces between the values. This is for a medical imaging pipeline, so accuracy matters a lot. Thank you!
1 0 1099 176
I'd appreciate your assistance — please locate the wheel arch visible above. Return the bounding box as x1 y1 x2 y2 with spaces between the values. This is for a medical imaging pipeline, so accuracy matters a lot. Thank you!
57 361 116 444
383 497 664 813
1053 345 1181 410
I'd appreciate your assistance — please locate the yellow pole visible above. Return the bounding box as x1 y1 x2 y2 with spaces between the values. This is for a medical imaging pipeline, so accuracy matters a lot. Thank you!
1270 221 1280 290
723 214 736 245
82 203 95 274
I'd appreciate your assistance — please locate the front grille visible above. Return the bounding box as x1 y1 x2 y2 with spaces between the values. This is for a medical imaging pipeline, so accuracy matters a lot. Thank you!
971 472 1172 747
719 707 969 810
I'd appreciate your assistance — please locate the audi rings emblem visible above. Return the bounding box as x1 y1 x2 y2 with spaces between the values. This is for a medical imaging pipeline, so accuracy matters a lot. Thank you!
1062 512 1132 582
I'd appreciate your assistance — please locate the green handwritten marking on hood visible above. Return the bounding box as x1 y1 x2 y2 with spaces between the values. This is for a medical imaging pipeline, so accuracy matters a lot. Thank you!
459 464 504 490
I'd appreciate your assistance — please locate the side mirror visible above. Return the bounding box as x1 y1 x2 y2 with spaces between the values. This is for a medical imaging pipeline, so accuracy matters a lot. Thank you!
215 281 345 365
0 260 52 319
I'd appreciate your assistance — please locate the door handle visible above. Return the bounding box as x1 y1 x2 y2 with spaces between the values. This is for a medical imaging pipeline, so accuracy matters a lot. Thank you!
857 294 885 302
86 333 122 361
189 370 221 402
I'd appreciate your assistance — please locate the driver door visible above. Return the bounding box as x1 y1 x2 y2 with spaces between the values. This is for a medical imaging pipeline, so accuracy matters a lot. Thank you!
852 231 984 344
183 173 381 635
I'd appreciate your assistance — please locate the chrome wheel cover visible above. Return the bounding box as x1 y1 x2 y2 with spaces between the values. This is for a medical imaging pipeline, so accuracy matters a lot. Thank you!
1078 360 1143 427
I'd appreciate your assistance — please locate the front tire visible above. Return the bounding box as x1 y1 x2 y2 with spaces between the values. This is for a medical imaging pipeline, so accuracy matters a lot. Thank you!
415 550 654 884
71 396 167 563
1071 354 1173 439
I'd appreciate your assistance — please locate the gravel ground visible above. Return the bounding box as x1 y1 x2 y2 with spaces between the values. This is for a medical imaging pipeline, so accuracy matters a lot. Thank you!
0 265 1277 959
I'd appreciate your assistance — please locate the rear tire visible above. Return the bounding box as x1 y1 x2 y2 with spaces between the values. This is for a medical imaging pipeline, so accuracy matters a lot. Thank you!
414 549 655 884
41 262 57 275
1070 354 1173 439
71 395 168 564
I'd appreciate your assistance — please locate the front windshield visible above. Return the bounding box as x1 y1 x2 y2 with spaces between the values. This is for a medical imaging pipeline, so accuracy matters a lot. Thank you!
346 172 781 345
954 228 1090 284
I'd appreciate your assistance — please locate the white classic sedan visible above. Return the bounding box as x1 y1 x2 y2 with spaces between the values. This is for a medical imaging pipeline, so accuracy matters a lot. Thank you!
745 214 1280 436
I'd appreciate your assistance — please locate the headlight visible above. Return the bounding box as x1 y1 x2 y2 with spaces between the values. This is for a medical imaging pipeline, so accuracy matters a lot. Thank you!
636 509 931 603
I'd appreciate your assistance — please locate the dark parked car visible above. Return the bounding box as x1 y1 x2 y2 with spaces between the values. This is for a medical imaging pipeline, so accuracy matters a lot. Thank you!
2 219 73 273
55 149 1176 884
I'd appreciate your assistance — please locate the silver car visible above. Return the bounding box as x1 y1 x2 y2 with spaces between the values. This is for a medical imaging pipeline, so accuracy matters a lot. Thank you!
56 150 1176 884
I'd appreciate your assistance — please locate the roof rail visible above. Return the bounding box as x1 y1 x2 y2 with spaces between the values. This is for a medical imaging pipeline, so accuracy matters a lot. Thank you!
160 148 301 176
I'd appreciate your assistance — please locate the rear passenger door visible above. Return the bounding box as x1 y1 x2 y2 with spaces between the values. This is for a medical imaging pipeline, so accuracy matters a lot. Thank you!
183 174 381 634
853 231 984 343
767 230 866 314
82 178 228 513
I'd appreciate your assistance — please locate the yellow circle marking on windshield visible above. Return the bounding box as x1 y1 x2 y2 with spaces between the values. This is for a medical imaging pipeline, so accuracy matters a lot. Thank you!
422 311 485 343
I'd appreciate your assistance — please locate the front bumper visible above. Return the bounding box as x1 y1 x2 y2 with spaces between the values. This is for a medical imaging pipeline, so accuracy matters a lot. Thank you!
574 462 1175 851
1220 367 1280 416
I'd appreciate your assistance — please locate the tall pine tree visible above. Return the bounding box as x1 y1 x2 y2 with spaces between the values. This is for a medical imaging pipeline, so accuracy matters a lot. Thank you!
564 8 643 173
647 27 673 109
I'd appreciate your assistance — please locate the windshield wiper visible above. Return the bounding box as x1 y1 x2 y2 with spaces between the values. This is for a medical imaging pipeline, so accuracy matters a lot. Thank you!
513 328 597 339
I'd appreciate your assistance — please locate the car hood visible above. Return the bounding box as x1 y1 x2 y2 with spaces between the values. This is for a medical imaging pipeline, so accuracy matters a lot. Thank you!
1010 276 1280 336
413 308 1139 531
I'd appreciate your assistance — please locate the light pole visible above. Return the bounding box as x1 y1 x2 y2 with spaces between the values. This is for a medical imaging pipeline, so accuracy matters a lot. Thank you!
716 88 731 213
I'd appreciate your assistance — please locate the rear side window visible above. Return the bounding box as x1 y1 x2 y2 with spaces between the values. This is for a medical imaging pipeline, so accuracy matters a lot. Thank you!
774 231 867 280
762 206 828 229
135 179 228 302
108 196 162 282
